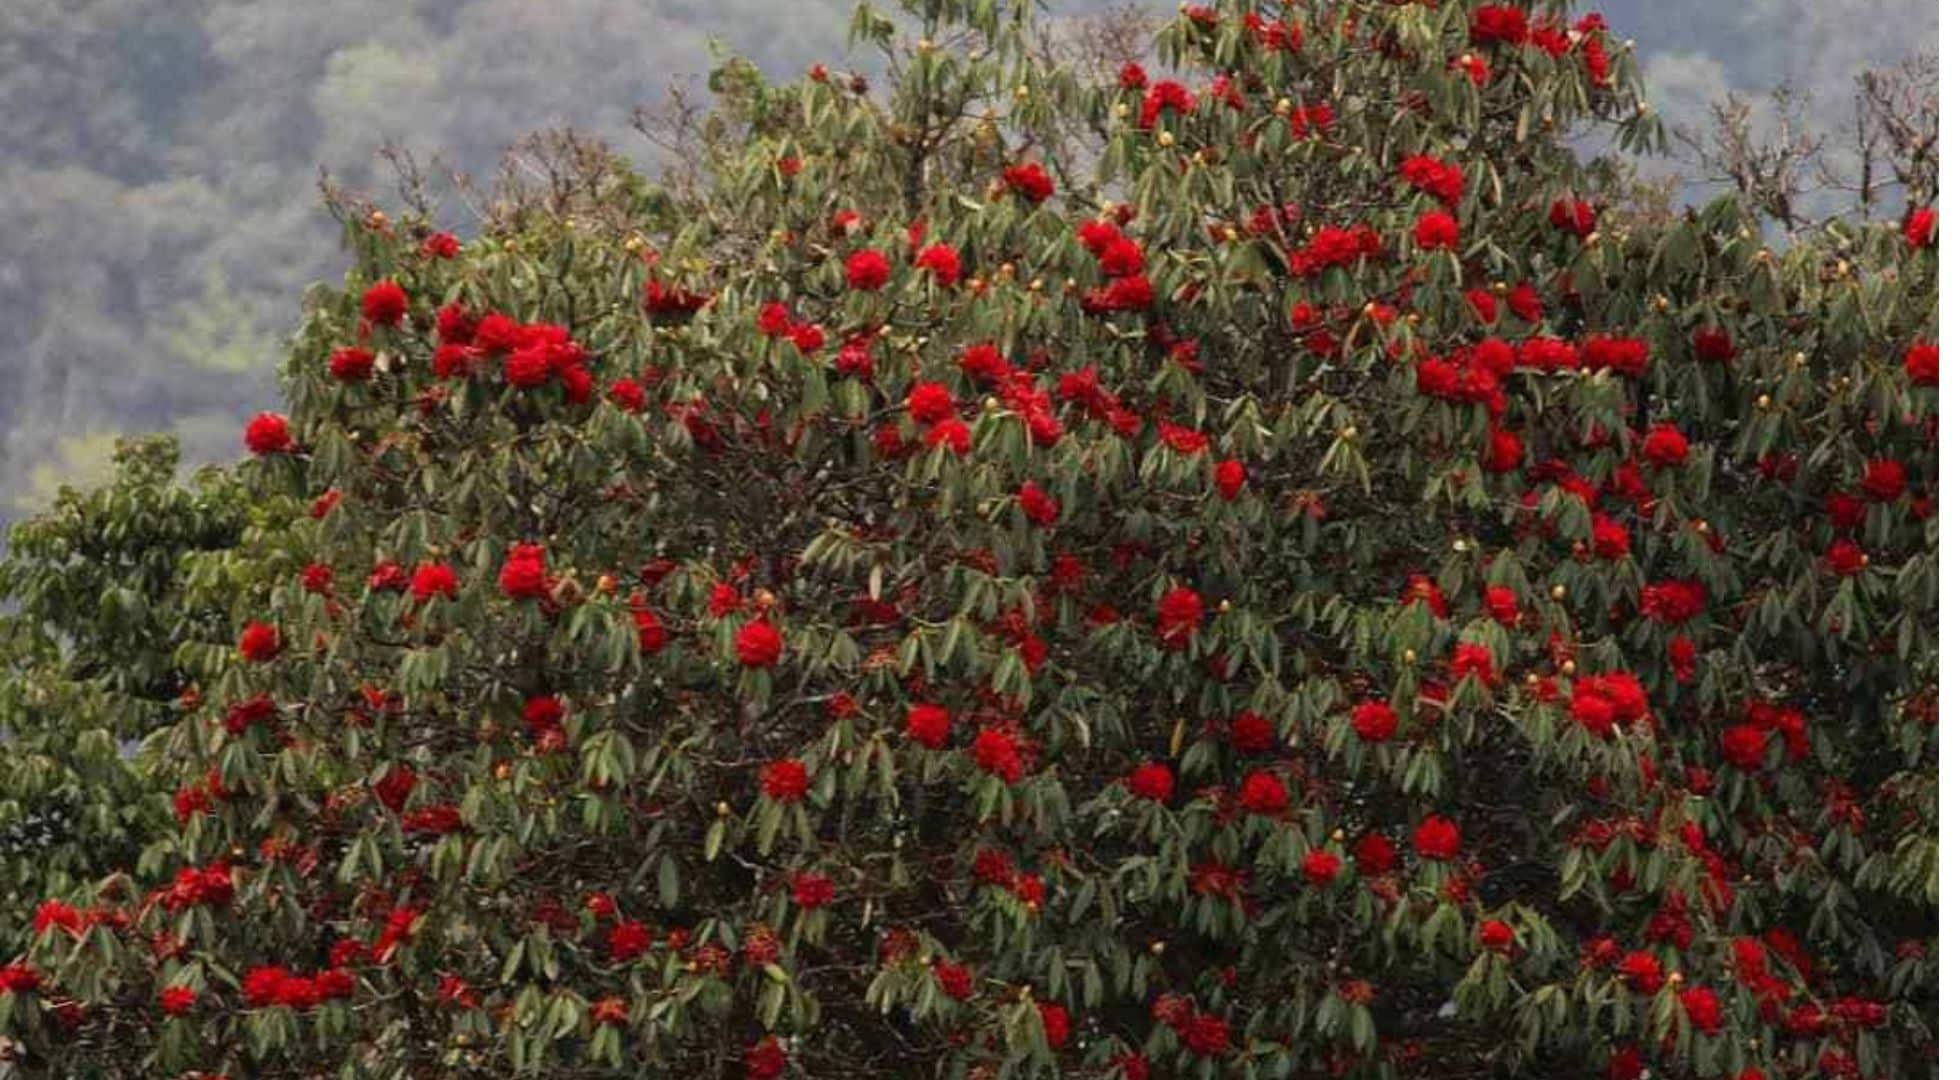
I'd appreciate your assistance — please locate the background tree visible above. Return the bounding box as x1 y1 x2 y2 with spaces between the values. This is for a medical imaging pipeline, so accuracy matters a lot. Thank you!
0 437 246 947
1 1 1936 1078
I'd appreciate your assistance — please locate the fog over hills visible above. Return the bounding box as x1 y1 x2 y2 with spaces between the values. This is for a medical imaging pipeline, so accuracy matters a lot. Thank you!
0 0 1933 516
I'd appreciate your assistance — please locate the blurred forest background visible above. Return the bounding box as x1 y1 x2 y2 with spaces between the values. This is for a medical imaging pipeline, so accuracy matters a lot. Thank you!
0 0 1935 518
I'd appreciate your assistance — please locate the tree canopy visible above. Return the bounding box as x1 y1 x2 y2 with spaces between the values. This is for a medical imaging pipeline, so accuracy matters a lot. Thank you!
0 1 1937 1078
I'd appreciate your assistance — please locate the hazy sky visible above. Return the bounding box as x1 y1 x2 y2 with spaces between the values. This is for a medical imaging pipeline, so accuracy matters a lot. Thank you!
0 0 1935 518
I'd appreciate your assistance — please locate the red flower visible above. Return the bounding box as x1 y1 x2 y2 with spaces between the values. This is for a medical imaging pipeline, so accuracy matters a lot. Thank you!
1018 482 1059 526
403 804 464 835
1478 919 1515 952
422 232 459 259
1591 514 1630 560
410 562 458 601
244 412 294 455
1157 421 1209 455
32 900 83 939
362 280 409 327
790 871 836 908
1507 282 1543 322
933 960 973 1000
1214 459 1246 501
1399 154 1465 205
1904 341 1937 386
607 378 646 412
1605 1047 1643 1080
761 759 809 802
504 349 553 389
914 243 962 286
1469 4 1530 46
1354 833 1396 876
1484 428 1524 473
1720 724 1768 771
590 996 630 1027
300 562 333 595
1302 849 1342 886
1237 770 1289 816
1639 579 1707 624
441 303 482 346
1617 950 1663 994
906 703 952 748
328 346 375 382
1580 335 1650 377
1679 985 1723 1034
1862 458 1907 502
607 919 652 962
736 619 783 667
1179 1013 1231 1057
1097 235 1145 277
844 248 891 290
370 561 409 592
499 544 549 600
374 765 416 813
1351 700 1399 743
1904 206 1936 248
1666 634 1697 684
923 418 971 455
1450 642 1496 687
1002 162 1056 203
1038 1001 1070 1048
1412 814 1461 860
237 621 281 663
1549 197 1595 236
1156 586 1205 649
907 381 956 425
973 847 1015 886
1413 210 1460 250
1640 424 1690 468
1483 585 1519 626
242 966 292 1008
1692 326 1737 363
159 986 198 1016
972 726 1023 782
757 302 794 337
1127 761 1174 802
746 1037 789 1079
1229 710 1275 754
1825 539 1867 576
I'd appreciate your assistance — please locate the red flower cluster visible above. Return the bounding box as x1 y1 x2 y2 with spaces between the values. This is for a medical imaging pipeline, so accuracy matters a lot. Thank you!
499 543 550 600
361 280 408 327
1549 197 1596 237
1412 814 1461 860
761 759 809 802
1399 154 1464 205
906 702 952 748
242 966 355 1011
237 621 281 663
1156 586 1205 649
1001 161 1055 203
736 619 784 667
1351 700 1399 743
843 248 890 290
1127 761 1174 802
244 411 293 455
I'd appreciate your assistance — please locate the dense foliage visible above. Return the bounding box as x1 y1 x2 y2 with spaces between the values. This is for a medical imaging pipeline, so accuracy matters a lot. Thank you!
0 437 246 947
1 1 1937 1078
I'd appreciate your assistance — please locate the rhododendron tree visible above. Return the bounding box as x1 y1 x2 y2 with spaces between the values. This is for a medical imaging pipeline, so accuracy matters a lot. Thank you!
2 0 1936 1077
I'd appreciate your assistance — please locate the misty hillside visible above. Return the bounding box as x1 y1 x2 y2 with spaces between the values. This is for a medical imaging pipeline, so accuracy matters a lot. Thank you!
0 0 1933 517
